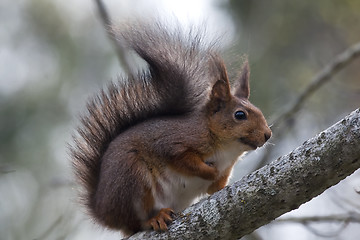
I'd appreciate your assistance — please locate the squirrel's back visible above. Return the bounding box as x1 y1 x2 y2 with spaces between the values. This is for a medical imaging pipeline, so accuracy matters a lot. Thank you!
70 20 225 222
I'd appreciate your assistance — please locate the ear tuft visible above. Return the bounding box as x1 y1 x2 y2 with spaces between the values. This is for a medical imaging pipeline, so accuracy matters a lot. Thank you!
211 80 231 102
234 60 250 99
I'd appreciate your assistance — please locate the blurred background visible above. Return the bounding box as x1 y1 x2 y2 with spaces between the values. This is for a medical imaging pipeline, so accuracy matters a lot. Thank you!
1 0 359 239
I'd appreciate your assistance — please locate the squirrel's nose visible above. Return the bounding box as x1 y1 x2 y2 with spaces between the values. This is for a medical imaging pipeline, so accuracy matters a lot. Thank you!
264 131 271 142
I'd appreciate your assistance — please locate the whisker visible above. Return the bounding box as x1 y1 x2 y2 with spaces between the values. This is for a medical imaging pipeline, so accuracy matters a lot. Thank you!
265 141 275 146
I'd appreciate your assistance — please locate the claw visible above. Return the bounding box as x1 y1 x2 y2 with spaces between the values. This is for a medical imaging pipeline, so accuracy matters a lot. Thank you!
146 208 174 232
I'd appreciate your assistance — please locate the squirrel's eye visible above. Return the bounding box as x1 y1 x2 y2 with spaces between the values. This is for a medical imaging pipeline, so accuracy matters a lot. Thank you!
234 111 247 120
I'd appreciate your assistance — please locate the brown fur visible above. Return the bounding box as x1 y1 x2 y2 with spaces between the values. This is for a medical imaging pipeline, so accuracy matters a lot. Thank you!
207 164 236 195
70 20 271 235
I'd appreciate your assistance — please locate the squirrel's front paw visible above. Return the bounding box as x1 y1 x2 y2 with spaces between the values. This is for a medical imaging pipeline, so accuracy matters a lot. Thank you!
201 163 218 181
205 161 214 167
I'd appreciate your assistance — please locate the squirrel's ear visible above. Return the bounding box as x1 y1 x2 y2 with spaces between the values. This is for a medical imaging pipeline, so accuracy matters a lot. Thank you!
234 61 250 99
210 80 231 103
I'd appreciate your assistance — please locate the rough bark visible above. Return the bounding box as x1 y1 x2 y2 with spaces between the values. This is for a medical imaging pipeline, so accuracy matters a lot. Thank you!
125 108 360 240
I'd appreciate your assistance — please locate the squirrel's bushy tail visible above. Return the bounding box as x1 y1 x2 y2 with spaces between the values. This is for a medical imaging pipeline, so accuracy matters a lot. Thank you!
70 20 227 217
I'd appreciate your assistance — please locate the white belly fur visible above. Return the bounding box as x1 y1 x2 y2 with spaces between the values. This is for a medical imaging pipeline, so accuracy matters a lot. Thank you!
153 142 246 212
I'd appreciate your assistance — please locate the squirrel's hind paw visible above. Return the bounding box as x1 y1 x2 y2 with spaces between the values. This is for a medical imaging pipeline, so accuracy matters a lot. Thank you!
145 208 174 232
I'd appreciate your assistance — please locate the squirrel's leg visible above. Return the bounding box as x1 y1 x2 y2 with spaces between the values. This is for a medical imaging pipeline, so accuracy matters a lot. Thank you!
170 151 218 180
206 164 234 194
141 183 174 232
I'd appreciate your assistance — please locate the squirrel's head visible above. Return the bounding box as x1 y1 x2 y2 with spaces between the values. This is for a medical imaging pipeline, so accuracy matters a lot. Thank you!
206 60 272 151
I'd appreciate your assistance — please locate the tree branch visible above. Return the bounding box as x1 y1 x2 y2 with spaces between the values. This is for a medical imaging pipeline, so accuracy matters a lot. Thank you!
126 108 360 240
93 0 133 74
275 213 360 238
254 41 360 170
272 41 360 130
275 212 360 224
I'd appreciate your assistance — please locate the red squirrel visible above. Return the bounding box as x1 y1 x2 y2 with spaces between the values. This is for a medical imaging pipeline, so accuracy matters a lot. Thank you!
70 20 271 235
